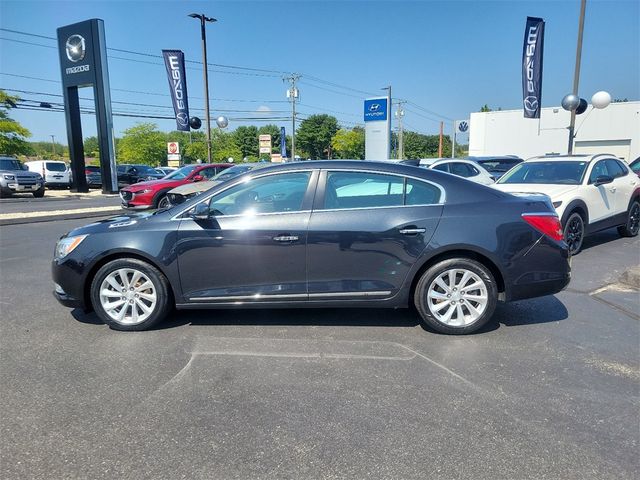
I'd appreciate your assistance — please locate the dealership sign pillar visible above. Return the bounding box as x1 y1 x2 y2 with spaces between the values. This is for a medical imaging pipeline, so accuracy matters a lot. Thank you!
364 97 390 160
57 19 117 194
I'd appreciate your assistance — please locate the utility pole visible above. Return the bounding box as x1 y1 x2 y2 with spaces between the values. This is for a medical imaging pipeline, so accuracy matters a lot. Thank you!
567 0 587 155
50 135 56 157
438 122 444 157
283 74 300 161
189 13 217 163
394 101 406 160
451 121 456 158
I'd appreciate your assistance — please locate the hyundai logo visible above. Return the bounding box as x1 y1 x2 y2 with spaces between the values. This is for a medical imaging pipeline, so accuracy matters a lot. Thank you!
524 96 539 112
65 34 86 63
457 121 469 133
368 103 380 112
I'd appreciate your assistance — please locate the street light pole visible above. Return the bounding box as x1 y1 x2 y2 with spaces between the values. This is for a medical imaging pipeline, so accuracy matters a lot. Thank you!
50 135 56 157
567 0 587 155
189 13 217 163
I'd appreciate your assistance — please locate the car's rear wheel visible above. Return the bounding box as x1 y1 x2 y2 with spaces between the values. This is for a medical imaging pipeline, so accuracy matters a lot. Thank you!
617 200 640 237
90 258 171 331
563 212 584 255
414 258 497 334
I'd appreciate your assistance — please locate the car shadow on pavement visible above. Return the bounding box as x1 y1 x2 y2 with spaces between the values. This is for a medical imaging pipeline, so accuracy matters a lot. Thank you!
579 227 624 252
71 294 568 334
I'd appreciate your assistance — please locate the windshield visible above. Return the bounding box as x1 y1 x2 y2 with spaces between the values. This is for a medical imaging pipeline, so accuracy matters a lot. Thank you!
214 165 252 181
498 161 588 185
165 165 197 180
0 158 24 171
476 159 520 173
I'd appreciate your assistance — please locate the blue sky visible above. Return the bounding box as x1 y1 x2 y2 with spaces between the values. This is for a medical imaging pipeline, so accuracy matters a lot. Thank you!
0 0 638 143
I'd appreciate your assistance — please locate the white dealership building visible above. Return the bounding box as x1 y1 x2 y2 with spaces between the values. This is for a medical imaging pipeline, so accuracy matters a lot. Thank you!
468 101 639 162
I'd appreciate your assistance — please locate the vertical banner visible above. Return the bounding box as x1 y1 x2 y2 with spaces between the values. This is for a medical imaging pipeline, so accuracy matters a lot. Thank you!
522 17 545 119
162 50 190 131
280 126 287 159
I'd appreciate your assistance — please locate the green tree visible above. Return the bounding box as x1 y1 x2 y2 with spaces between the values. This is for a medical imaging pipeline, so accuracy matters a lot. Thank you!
0 90 32 156
331 128 365 159
402 131 453 159
232 126 259 158
480 104 492 112
211 129 242 163
117 123 167 166
28 141 66 159
296 114 339 159
84 136 100 158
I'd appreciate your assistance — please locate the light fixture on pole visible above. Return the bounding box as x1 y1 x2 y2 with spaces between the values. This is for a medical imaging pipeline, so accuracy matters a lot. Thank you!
188 13 217 164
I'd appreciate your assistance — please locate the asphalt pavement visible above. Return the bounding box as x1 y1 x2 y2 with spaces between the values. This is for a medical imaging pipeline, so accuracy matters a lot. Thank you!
0 217 638 479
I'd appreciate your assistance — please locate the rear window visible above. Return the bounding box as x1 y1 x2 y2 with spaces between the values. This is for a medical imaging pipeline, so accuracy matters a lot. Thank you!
46 162 67 172
85 166 101 173
476 159 520 172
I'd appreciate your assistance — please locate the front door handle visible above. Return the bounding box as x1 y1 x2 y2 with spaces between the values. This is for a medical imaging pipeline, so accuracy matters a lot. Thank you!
273 234 299 242
399 227 426 235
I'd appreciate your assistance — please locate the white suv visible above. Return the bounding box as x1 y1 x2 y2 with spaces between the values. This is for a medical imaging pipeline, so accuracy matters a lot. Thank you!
493 154 640 254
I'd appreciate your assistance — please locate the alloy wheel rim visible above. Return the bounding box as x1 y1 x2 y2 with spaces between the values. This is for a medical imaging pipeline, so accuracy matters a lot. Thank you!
99 268 157 325
629 203 640 234
565 216 583 254
427 268 488 326
158 196 170 209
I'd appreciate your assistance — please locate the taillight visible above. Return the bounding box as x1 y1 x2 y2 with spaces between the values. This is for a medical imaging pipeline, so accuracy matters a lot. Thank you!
85 169 92 175
522 213 564 241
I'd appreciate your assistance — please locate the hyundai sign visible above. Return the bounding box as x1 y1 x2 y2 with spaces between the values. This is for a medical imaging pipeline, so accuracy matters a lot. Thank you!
364 98 388 122
364 97 391 160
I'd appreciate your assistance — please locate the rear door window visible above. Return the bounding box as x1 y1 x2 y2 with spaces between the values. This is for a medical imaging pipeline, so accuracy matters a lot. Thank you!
46 162 67 172
432 163 450 173
450 162 477 178
324 172 404 209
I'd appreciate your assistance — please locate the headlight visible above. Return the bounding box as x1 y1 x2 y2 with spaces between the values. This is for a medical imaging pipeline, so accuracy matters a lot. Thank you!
3 174 15 180
552 201 563 208
133 188 152 194
55 235 88 260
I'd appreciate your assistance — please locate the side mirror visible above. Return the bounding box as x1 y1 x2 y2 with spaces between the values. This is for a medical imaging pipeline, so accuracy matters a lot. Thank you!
191 202 210 221
192 175 204 182
594 175 613 186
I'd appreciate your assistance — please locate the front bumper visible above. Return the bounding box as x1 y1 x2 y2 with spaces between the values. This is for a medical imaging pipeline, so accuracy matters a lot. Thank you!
52 260 87 310
120 190 154 209
4 182 43 193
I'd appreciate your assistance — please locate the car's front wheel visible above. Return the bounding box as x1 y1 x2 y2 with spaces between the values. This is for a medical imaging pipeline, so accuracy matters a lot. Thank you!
90 258 172 331
414 258 498 334
32 188 45 198
563 212 585 255
156 194 170 209
618 200 640 237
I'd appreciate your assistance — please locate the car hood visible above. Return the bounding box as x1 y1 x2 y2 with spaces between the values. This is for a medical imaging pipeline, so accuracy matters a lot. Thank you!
169 180 221 196
66 210 161 236
122 178 181 190
492 183 579 199
1 169 40 176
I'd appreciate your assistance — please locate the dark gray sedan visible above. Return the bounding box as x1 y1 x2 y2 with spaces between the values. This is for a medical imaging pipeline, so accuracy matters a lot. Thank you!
52 161 570 334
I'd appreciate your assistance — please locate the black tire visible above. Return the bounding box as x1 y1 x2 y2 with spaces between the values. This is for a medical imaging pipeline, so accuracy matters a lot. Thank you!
90 258 172 331
563 212 585 255
32 188 45 198
156 193 170 209
617 200 640 237
414 258 498 335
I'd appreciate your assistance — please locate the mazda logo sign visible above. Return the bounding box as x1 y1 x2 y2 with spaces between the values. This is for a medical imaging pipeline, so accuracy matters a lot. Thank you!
176 112 189 127
65 34 86 63
368 103 380 112
524 96 539 112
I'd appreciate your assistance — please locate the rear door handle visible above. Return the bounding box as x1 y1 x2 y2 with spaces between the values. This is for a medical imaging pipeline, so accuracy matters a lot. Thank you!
273 234 299 242
399 227 426 235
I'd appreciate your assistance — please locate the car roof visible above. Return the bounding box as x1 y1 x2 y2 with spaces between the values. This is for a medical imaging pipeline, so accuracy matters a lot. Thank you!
525 154 616 163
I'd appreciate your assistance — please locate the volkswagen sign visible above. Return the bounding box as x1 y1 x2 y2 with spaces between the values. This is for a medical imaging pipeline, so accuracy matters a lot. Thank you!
65 34 86 62
457 121 469 133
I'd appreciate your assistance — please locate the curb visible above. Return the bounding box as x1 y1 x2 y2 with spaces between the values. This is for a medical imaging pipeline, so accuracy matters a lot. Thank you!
620 267 640 289
0 209 121 226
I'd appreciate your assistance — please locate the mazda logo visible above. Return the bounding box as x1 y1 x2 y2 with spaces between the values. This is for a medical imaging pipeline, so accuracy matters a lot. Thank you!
457 121 469 133
65 34 86 63
368 103 380 112
176 112 189 127
524 96 539 112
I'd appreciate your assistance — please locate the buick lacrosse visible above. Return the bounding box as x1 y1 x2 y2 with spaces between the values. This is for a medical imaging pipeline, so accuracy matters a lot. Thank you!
53 161 570 334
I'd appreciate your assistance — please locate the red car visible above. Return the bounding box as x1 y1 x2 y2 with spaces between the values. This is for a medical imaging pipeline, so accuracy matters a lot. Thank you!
119 163 230 209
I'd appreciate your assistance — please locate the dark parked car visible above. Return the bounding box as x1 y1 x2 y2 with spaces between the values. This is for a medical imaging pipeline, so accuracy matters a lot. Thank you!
466 156 523 180
70 165 102 188
117 164 165 186
52 161 570 334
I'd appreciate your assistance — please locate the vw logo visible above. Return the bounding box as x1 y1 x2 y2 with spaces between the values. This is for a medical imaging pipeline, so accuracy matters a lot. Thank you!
457 121 469 133
524 96 539 112
65 34 86 63
368 103 380 112
176 112 189 127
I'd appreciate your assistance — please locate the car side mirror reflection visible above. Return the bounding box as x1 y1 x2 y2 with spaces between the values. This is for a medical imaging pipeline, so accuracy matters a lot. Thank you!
191 203 210 221
193 175 204 182
594 175 613 186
